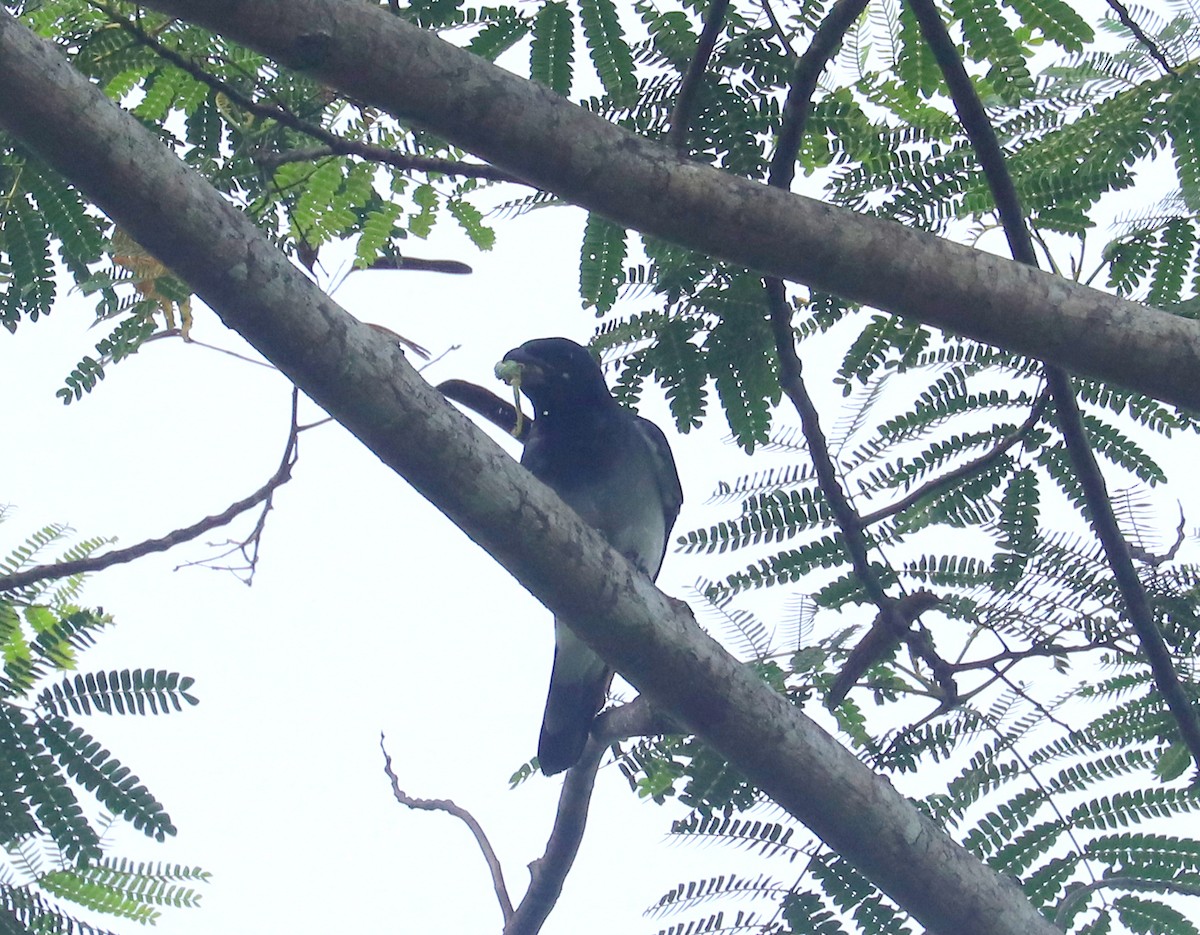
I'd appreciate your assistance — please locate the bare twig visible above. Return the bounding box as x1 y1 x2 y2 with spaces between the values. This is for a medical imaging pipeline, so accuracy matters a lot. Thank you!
946 637 1124 674
170 389 307 584
380 714 627 935
380 734 514 923
146 327 278 368
256 144 517 182
0 395 301 594
907 0 1200 774
767 287 889 608
666 0 731 154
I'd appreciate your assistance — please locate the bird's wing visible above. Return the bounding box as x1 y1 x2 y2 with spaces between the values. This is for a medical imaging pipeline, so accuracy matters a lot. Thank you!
634 414 684 548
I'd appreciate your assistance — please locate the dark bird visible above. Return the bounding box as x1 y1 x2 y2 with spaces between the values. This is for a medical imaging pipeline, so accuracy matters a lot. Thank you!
496 338 683 775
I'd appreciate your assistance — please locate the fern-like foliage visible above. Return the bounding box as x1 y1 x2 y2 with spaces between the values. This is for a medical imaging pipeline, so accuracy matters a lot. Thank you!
0 514 204 930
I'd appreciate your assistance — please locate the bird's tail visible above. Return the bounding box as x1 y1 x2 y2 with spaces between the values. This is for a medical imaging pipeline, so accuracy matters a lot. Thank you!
538 632 611 775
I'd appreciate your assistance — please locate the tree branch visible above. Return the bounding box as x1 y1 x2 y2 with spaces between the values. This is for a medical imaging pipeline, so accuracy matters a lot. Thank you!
666 0 730 154
0 394 300 594
137 0 1200 413
907 0 1200 772
594 694 681 742
769 0 869 189
858 389 1048 527
504 740 604 935
380 735 514 923
1055 875 1200 926
763 0 911 706
107 8 525 184
826 591 944 708
1104 0 1177 75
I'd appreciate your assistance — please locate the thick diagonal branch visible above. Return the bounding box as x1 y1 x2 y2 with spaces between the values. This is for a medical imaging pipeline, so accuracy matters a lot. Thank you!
132 0 1200 413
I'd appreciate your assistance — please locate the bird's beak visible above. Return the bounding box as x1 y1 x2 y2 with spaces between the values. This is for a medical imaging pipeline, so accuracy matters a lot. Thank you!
494 357 524 386
495 348 545 387
495 350 542 439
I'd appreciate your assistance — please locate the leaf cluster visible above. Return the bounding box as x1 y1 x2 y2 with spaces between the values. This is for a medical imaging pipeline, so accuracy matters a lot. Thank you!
0 514 205 932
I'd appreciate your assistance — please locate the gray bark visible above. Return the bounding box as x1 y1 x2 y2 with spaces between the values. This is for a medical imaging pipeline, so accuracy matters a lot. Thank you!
149 0 1200 412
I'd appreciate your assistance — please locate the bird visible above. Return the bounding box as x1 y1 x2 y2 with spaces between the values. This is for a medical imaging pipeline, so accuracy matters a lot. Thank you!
496 338 683 775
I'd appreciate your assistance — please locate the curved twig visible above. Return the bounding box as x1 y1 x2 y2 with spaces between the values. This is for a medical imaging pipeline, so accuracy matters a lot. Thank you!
107 8 526 184
769 0 869 189
859 389 1049 527
380 734 515 923
1055 875 1200 926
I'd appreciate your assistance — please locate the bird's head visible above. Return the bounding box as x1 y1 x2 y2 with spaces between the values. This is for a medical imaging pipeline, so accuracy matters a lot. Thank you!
495 338 613 416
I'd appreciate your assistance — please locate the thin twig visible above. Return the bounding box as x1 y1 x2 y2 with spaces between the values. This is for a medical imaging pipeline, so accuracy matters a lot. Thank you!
380 734 514 923
146 327 277 368
1056 876 1200 926
171 389 306 584
1128 505 1186 567
767 288 888 608
946 637 1124 674
859 389 1048 527
0 397 301 594
762 0 913 707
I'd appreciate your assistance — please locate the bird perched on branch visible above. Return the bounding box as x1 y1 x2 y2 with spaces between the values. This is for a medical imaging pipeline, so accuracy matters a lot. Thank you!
495 338 683 775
